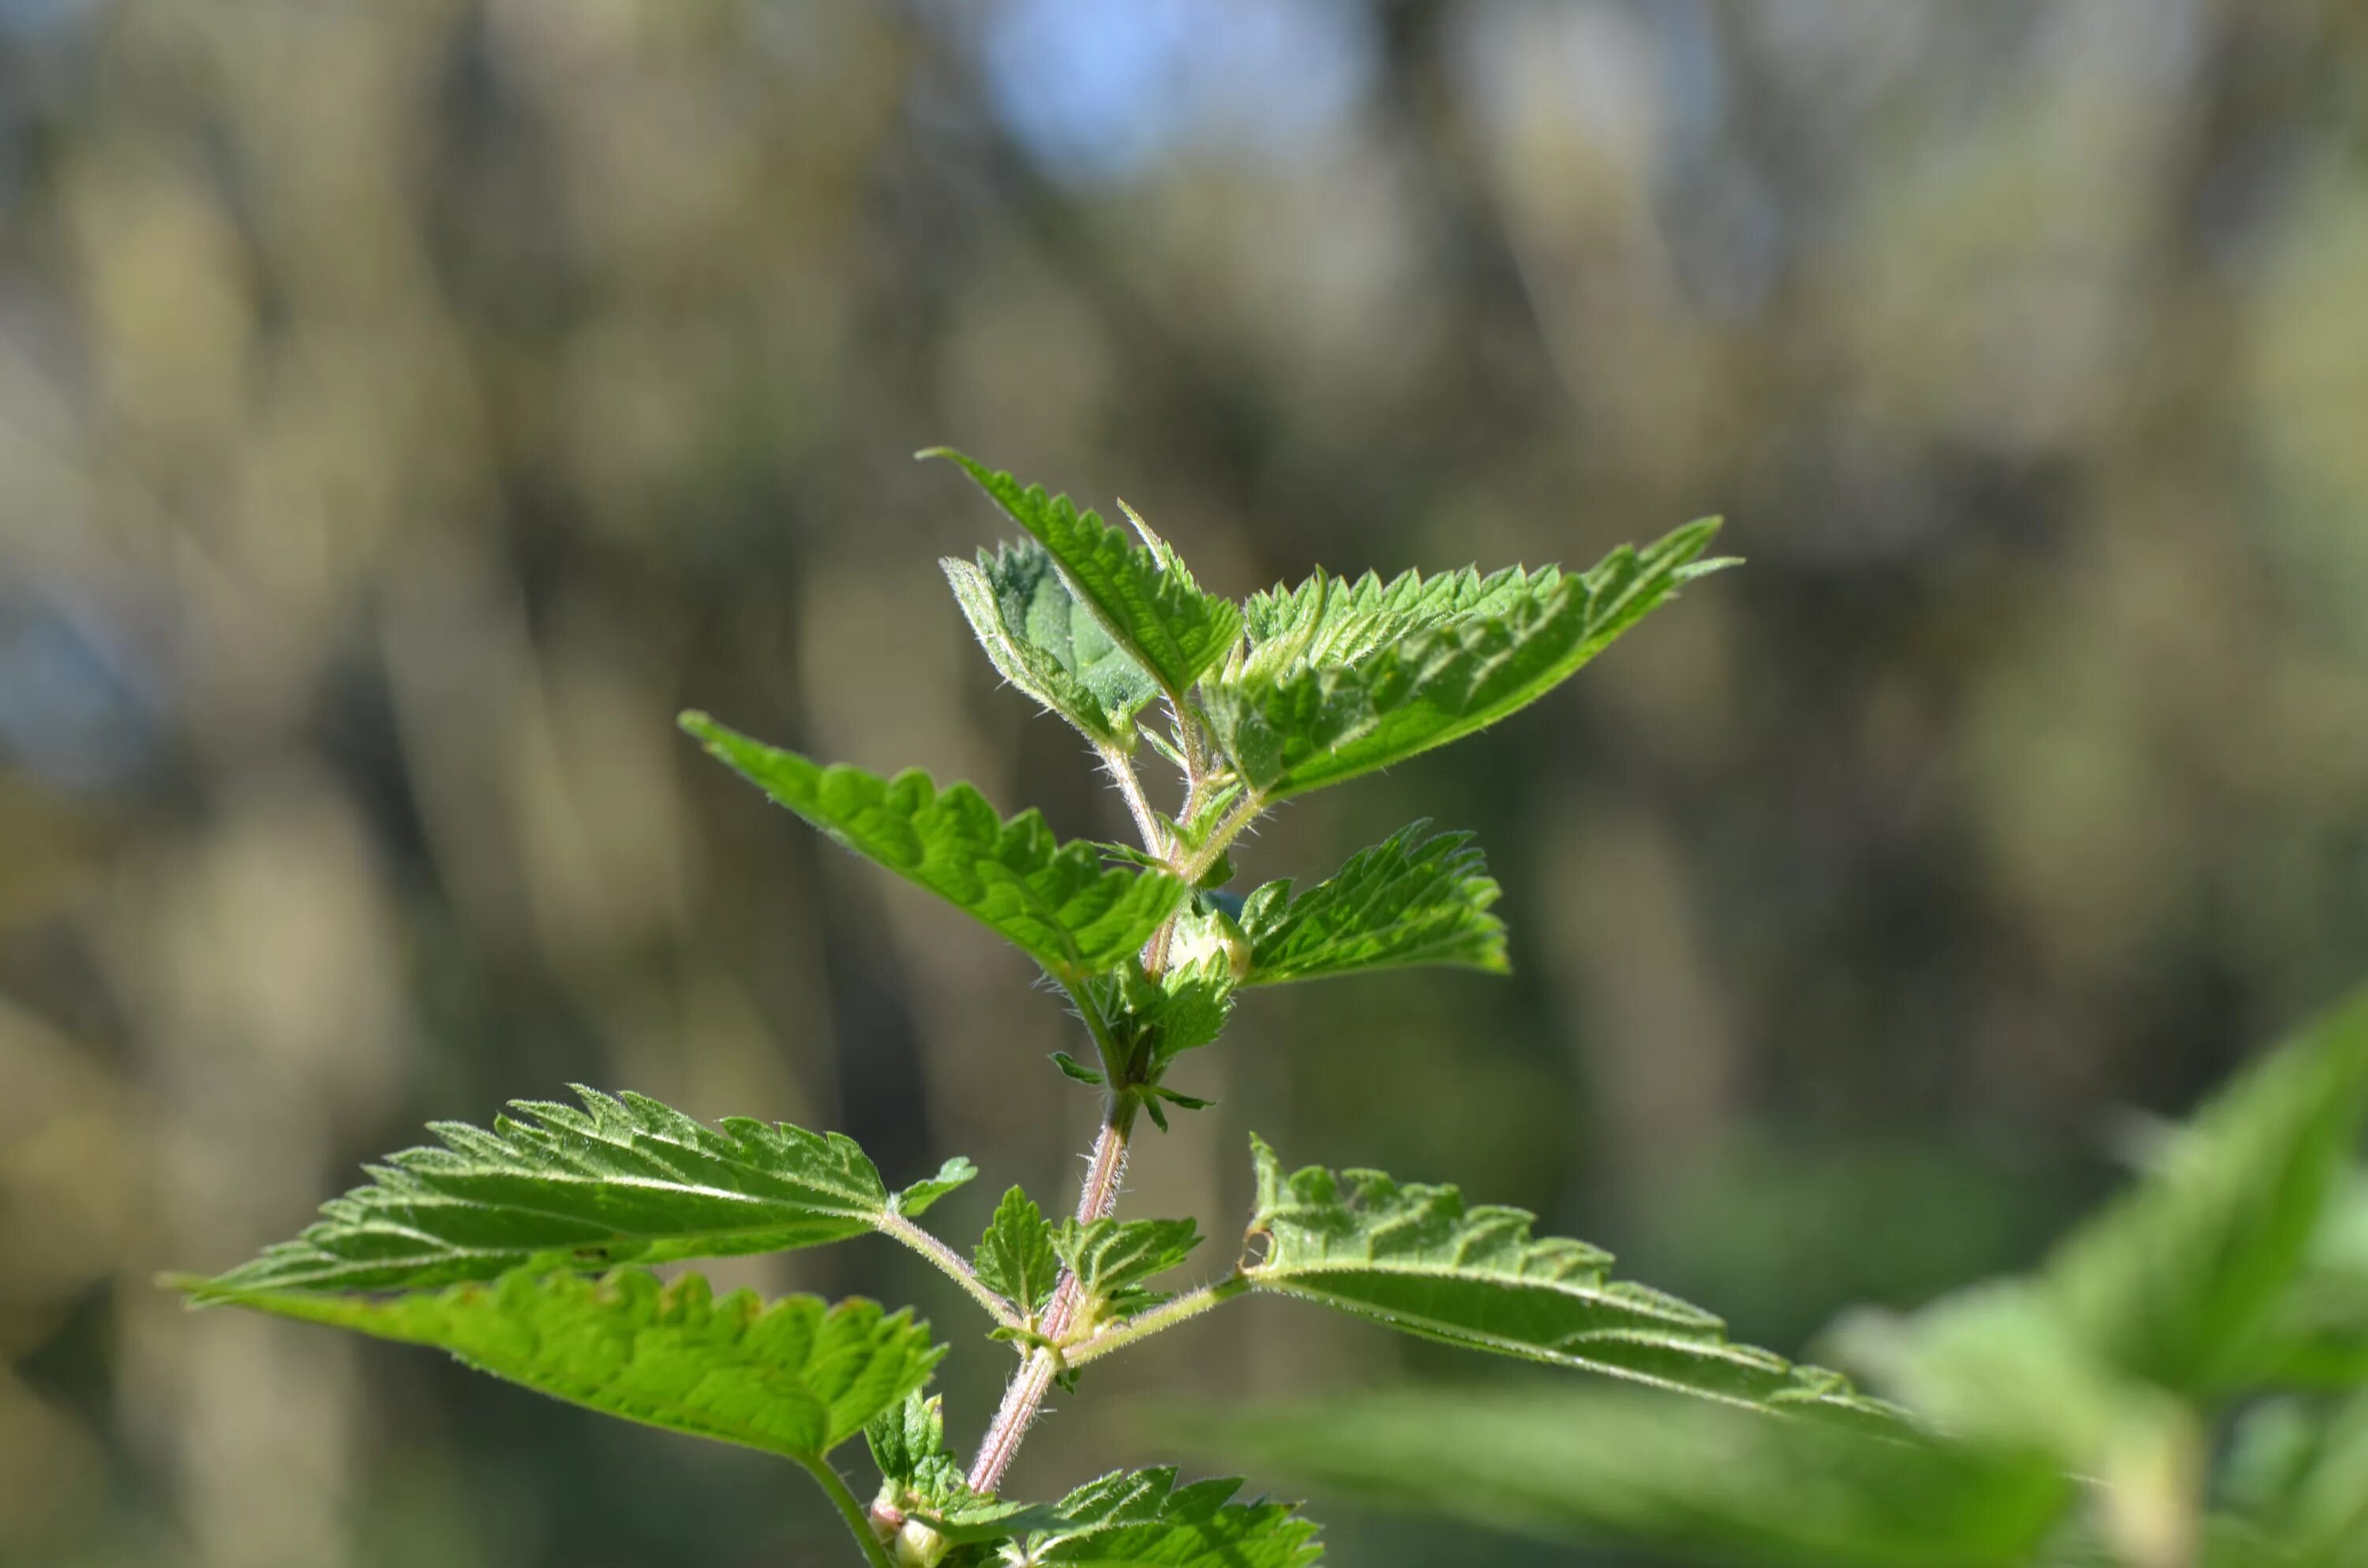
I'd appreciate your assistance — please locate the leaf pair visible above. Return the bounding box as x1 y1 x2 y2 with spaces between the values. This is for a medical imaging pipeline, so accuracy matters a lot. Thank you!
973 1186 1201 1332
930 446 1728 808
930 448 1241 747
867 1412 1321 1568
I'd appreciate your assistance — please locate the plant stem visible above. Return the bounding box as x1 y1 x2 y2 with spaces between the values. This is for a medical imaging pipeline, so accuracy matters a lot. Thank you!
1061 1273 1249 1368
876 1209 1024 1330
796 1452 897 1568
1100 745 1168 858
966 1097 1140 1494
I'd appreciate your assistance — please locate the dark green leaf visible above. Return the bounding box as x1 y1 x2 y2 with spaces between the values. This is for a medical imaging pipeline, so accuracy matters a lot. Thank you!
943 541 1160 748
1197 1389 2069 1568
1244 1137 1894 1418
682 711 1186 984
194 1087 919 1294
178 1267 941 1461
1205 520 1725 799
1237 821 1506 985
975 1188 1062 1318
924 449 1242 700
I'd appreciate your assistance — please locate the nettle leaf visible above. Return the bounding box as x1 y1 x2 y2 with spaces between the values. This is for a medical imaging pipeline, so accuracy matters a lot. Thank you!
1237 821 1507 986
924 449 1242 700
1243 1138 1890 1419
895 1158 982 1218
1206 519 1725 799
2042 986 2368 1395
1058 1217 1203 1321
1084 953 1239 1088
178 1267 940 1463
945 540 1160 748
2233 1169 2368 1389
976 1188 1062 1319
1201 1390 2070 1568
682 712 1186 985
999 1467 1324 1568
1237 562 1553 687
197 1087 951 1294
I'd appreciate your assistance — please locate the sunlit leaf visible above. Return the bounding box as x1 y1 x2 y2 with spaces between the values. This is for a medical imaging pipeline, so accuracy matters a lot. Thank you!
944 540 1160 748
1243 1137 1893 1419
193 1087 950 1294
925 449 1242 700
1205 520 1726 799
683 711 1186 984
1237 821 1506 985
178 1267 941 1462
975 1187 1062 1319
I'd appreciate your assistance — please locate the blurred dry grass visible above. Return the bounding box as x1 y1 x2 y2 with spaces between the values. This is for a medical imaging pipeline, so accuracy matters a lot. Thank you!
4 2 2368 1564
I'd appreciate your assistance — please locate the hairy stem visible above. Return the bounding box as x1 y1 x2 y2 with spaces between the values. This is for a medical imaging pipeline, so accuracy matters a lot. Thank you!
967 1097 1140 1494
1062 1273 1249 1368
1100 745 1167 859
876 1210 1024 1330
796 1453 897 1568
1178 791 1263 886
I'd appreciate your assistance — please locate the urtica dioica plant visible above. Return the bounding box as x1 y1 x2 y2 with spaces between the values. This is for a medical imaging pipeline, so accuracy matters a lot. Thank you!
178 448 1894 1567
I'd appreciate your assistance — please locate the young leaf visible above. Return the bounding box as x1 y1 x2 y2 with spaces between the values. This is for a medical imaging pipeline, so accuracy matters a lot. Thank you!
175 1267 942 1463
1058 1217 1203 1320
682 712 1186 985
1084 954 1239 1084
924 449 1243 700
894 1157 981 1218
192 1087 962 1294
2041 986 2368 1395
1195 1389 2070 1568
944 541 1160 748
1205 520 1725 799
1242 1137 1890 1418
975 1188 1062 1319
1236 821 1507 985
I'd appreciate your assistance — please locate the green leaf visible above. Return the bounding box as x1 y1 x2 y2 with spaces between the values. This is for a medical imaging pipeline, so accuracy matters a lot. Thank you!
1196 1389 2069 1568
682 711 1186 985
924 449 1242 700
975 1188 1062 1319
1205 520 1725 799
2042 986 2368 1394
997 1468 1323 1567
1243 1137 1892 1418
944 541 1160 748
195 1087 933 1294
1084 953 1239 1084
895 1158 980 1218
1058 1216 1203 1321
178 1267 941 1462
1237 562 1557 686
1236 821 1507 985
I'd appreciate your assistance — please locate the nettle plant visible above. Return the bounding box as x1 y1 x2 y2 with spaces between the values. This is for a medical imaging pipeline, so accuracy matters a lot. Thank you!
180 447 1910 1568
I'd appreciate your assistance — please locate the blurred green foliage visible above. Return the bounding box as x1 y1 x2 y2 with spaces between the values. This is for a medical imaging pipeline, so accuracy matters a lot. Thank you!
5 2 2368 1565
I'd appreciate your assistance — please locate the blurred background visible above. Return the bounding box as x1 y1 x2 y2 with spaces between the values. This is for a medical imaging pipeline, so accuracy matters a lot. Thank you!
5 0 2368 1562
